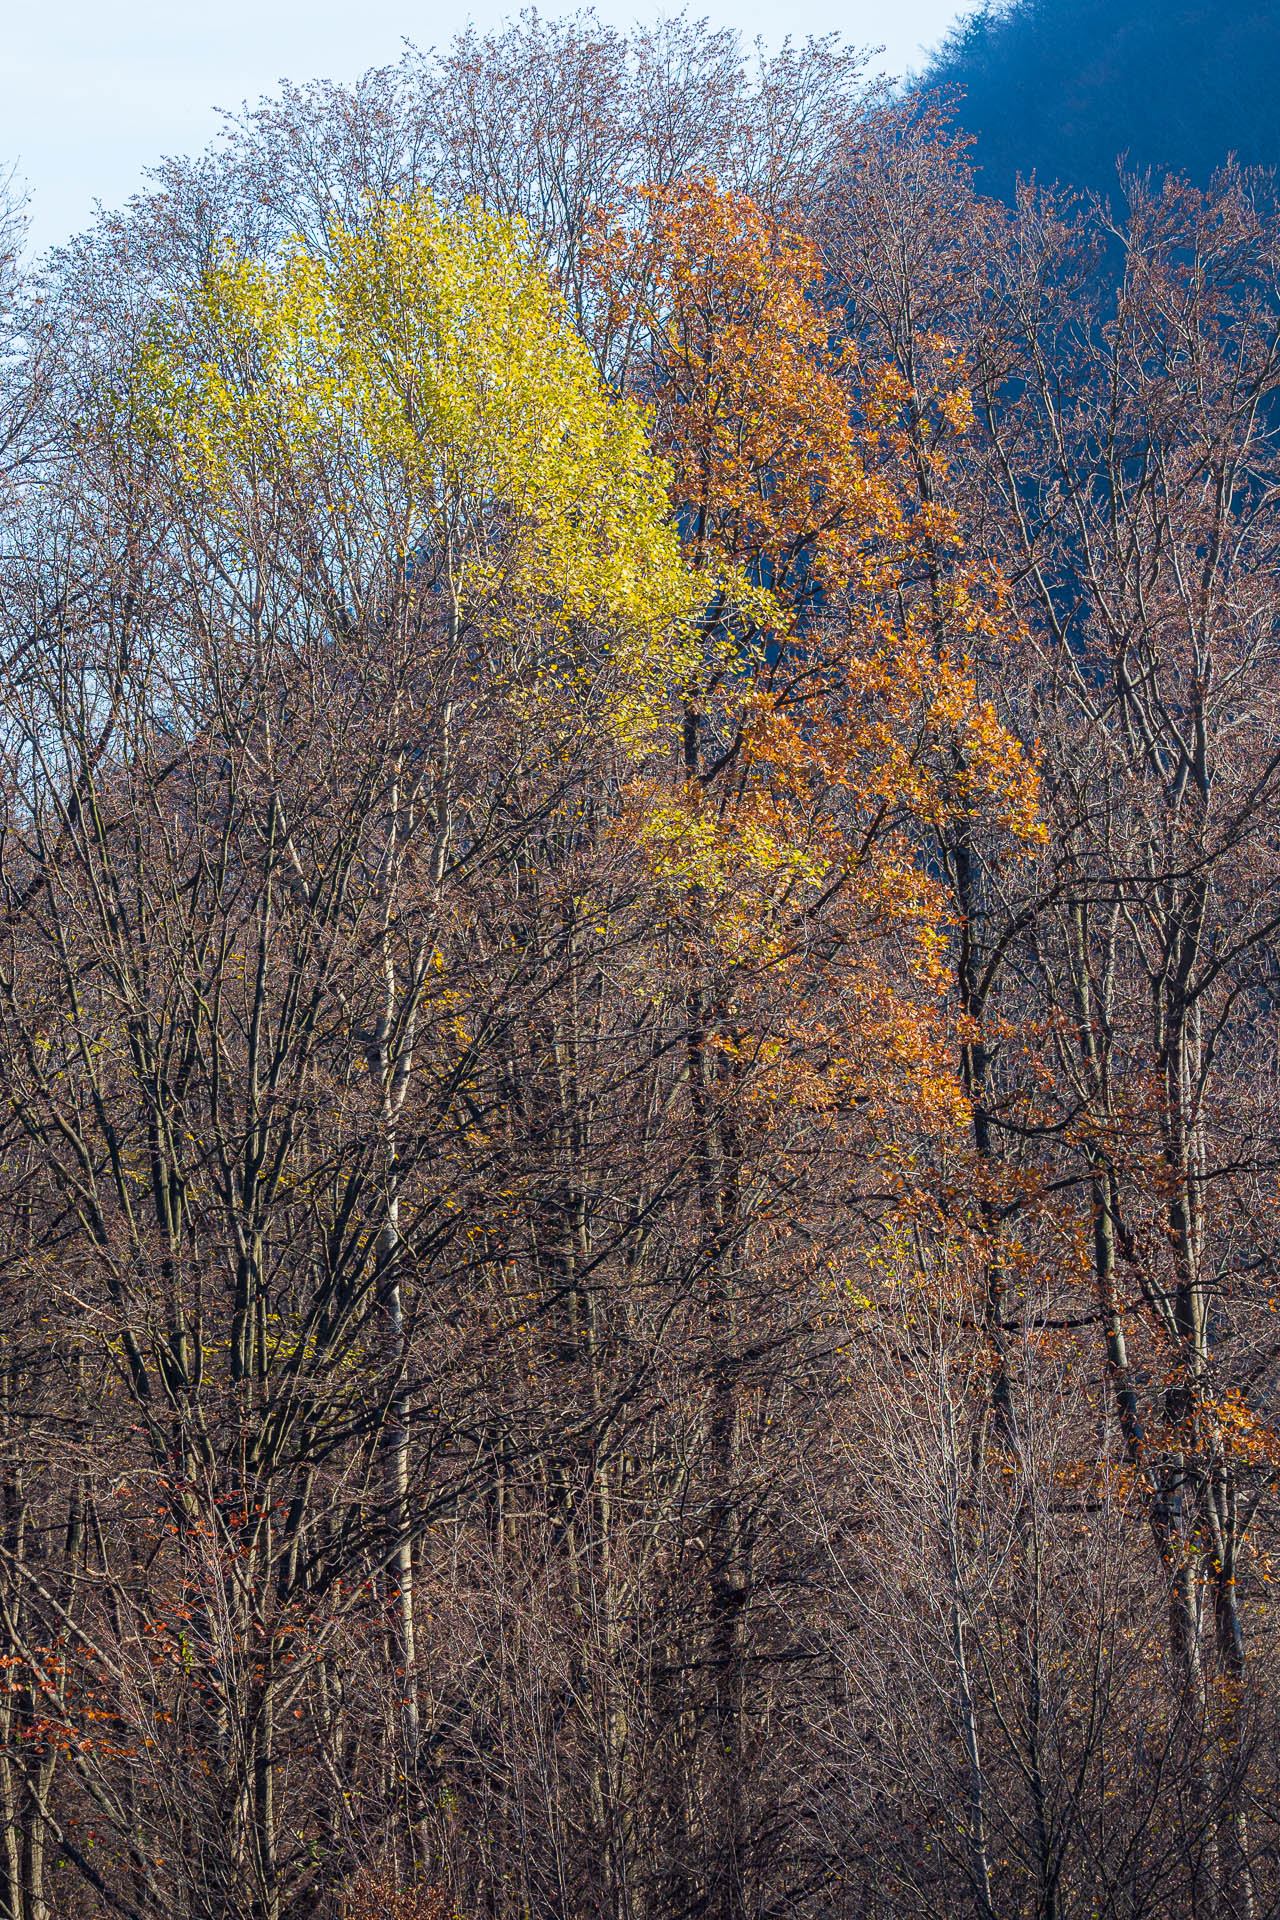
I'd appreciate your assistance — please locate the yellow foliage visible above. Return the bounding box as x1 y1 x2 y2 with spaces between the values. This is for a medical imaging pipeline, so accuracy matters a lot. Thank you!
138 196 696 668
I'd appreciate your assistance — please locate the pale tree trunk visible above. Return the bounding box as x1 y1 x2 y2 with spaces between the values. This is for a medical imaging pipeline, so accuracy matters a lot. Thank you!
940 1387 998 1920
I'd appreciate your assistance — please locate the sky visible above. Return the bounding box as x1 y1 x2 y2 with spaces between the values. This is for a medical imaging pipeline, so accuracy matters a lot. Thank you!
4 0 963 254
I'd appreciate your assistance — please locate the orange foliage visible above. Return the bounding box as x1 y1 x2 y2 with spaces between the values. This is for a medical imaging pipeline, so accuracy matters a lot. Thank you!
590 175 1043 1170
589 172 897 602
344 1875 456 1920
589 173 1042 837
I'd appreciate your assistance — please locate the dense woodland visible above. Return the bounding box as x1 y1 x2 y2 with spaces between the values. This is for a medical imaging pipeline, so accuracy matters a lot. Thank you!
0 14 1279 1919
923 0 1280 201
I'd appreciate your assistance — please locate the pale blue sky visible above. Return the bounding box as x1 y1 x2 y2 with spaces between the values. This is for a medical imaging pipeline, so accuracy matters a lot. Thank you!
5 0 962 253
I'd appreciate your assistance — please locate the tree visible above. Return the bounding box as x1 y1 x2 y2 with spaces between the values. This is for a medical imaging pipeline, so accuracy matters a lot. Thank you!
4 29 1280 1919
0 194 694 1920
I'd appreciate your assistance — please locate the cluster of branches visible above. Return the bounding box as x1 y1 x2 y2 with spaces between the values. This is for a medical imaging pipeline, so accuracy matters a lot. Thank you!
0 18 1279 1920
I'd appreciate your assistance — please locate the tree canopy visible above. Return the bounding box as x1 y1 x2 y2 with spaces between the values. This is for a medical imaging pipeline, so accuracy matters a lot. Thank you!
0 17 1279 1920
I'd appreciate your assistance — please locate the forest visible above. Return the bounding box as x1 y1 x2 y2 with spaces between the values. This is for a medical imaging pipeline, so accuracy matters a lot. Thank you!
0 12 1278 1919
922 0 1280 201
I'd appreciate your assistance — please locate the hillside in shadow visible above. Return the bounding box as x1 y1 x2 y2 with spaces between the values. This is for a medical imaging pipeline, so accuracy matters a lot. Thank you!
921 0 1280 199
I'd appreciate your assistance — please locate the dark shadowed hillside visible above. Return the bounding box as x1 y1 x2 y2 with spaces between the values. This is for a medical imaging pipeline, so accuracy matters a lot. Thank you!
921 0 1280 199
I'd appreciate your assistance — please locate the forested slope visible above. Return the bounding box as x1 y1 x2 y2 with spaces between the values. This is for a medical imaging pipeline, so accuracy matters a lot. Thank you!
922 0 1280 199
0 18 1279 1920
